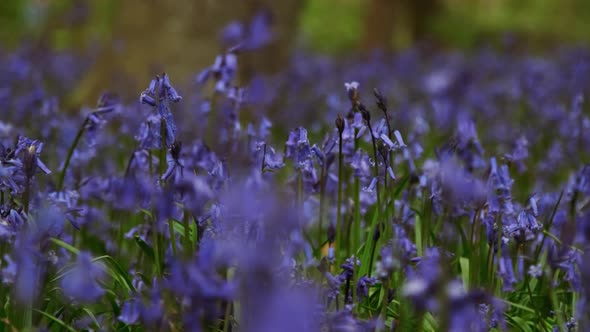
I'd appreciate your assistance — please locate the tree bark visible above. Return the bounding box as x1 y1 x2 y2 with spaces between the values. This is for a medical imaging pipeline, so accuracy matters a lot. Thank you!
361 0 396 52
361 0 441 52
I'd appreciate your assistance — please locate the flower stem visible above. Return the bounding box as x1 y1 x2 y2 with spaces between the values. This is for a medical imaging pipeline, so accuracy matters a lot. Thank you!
366 119 381 278
183 211 192 257
336 129 344 264
57 118 88 191
153 217 162 278
169 219 178 257
353 128 361 252
318 163 327 247
23 176 30 215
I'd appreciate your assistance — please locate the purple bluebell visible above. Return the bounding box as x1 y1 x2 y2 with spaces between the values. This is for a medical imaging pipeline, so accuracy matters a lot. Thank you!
498 243 517 291
118 297 142 325
196 53 238 94
47 190 84 229
16 136 51 176
61 251 105 303
161 140 184 182
356 275 378 301
285 127 313 167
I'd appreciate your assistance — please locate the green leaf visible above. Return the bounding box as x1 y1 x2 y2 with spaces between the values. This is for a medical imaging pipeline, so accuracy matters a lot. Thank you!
138 208 153 218
134 235 155 261
459 257 470 288
507 315 535 332
393 175 410 198
414 210 423 256
81 308 101 329
100 255 135 293
34 309 77 332
50 238 80 255
500 299 536 314
359 209 380 277
172 219 187 236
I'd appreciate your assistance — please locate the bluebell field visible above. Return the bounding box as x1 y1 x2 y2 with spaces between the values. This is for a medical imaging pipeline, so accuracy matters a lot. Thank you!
1 29 590 332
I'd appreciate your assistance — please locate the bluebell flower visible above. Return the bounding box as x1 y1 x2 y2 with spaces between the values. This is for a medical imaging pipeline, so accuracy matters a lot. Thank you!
13 245 41 305
487 157 515 216
16 136 51 176
344 81 360 105
242 9 274 50
285 127 312 167
47 190 84 229
504 135 529 173
375 246 399 279
528 263 543 278
137 74 181 149
61 251 105 303
356 275 378 301
261 144 285 172
1 254 16 285
0 158 25 194
498 243 517 291
196 53 238 93
350 151 372 180
135 114 163 150
118 297 142 325
161 140 184 182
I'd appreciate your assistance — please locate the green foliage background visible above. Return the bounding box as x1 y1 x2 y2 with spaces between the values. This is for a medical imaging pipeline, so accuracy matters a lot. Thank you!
2 0 590 52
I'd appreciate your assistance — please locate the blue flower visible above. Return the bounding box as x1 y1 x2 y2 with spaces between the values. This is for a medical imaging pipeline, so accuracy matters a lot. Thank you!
61 252 105 303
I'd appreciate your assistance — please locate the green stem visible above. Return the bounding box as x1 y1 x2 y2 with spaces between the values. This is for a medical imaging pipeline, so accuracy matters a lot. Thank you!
353 127 361 253
206 93 218 146
318 163 327 247
117 210 124 256
153 217 162 278
57 118 88 191
72 224 77 248
470 209 480 289
148 150 153 176
534 190 564 261
366 121 381 209
23 176 30 215
159 119 167 178
379 279 390 325
366 120 381 278
22 304 32 331
550 270 566 331
523 253 543 330
222 299 232 332
494 214 503 295
336 131 344 263
183 210 192 257
169 219 178 257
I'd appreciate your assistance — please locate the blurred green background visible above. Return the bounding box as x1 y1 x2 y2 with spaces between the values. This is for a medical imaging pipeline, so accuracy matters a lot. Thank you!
1 0 589 104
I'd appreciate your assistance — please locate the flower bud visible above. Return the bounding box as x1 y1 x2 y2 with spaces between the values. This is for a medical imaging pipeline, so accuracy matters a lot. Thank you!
373 88 387 113
358 103 371 122
344 81 359 105
335 114 345 135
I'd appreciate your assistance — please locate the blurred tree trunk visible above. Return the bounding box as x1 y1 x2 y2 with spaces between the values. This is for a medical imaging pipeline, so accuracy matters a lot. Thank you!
361 0 396 52
361 0 441 52
407 0 441 41
239 0 304 83
47 0 303 106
